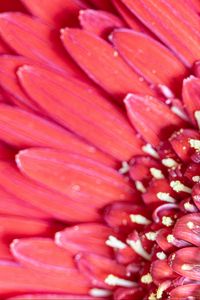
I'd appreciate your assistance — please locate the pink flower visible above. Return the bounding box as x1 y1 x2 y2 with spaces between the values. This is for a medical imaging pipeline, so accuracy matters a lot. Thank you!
0 0 200 299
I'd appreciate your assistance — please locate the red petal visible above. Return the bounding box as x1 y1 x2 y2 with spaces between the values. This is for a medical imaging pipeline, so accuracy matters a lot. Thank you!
112 29 187 94
16 148 136 205
0 161 100 222
21 0 87 27
0 261 89 295
182 76 200 125
173 213 200 246
61 28 156 99
121 0 200 66
9 294 101 300
0 55 40 110
170 284 200 300
0 13 82 77
79 9 124 38
18 65 143 160
11 238 75 271
170 247 200 280
112 0 152 35
0 104 114 166
114 287 144 300
194 61 200 78
0 0 27 12
55 224 113 257
87 0 114 11
125 94 185 147
151 259 176 285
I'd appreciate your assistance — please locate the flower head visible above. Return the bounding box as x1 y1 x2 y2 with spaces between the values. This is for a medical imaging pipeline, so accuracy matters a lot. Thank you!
0 0 200 299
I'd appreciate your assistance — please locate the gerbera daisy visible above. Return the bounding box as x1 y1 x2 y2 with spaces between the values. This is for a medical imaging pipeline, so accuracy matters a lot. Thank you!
0 0 200 299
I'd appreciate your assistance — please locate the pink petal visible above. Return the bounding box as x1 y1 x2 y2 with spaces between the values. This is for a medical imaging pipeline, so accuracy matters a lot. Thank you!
87 0 114 11
170 284 200 300
9 294 102 300
79 9 125 38
170 247 200 280
0 161 100 222
55 223 113 257
124 94 185 147
121 0 200 66
18 65 143 160
0 13 83 77
11 238 75 271
16 148 136 204
61 28 156 99
21 0 87 27
182 76 200 125
0 104 115 166
0 261 89 295
112 29 187 94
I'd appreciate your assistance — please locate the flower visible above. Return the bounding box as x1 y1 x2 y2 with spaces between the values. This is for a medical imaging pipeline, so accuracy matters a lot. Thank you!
0 0 200 299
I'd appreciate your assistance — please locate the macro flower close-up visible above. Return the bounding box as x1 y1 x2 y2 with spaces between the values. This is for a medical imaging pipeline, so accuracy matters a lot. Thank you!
0 0 200 299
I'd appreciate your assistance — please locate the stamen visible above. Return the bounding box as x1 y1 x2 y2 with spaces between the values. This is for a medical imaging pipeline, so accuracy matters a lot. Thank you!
105 236 126 250
170 180 192 193
104 274 136 287
145 231 157 241
194 111 200 129
141 273 153 284
157 192 176 203
127 239 151 261
119 161 129 174
135 180 146 193
189 138 200 151
184 202 197 212
162 158 178 168
156 281 171 299
89 288 112 297
162 216 174 227
156 251 167 260
192 176 200 182
150 168 164 179
130 214 151 225
167 234 175 243
142 144 159 159
181 264 193 271
148 293 157 300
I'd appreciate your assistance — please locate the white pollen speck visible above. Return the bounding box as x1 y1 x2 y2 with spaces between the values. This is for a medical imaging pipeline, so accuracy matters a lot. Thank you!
167 234 175 243
184 202 196 212
105 236 127 250
142 144 159 159
141 273 153 284
157 192 176 203
130 214 151 225
105 274 136 287
135 180 146 193
127 239 151 261
150 168 164 179
145 231 157 241
162 216 174 227
156 251 167 260
89 288 112 297
181 264 193 271
118 161 129 174
192 176 200 182
195 111 200 129
189 139 200 151
148 293 157 300
171 106 188 121
187 221 195 229
162 158 178 168
170 180 192 193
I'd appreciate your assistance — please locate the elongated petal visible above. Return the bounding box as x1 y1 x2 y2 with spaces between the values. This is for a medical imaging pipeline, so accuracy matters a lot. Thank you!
88 0 114 11
0 261 89 295
9 294 102 300
21 0 87 27
0 13 82 76
0 104 115 166
61 28 156 98
16 148 136 204
170 284 200 300
121 0 200 66
112 29 187 93
170 247 200 280
0 55 40 110
124 94 185 146
182 76 200 125
55 224 113 257
0 161 100 222
18 65 143 160
79 9 124 38
11 238 75 271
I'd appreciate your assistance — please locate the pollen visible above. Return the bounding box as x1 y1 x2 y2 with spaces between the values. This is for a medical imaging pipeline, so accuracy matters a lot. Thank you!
118 161 130 174
162 216 174 227
167 234 175 243
104 274 136 287
162 158 178 168
142 144 159 159
156 251 167 260
187 221 195 229
135 180 146 193
192 176 200 182
195 111 200 129
189 138 200 151
150 168 164 179
141 273 153 284
127 239 151 261
170 180 192 193
157 192 176 203
130 214 151 225
89 288 112 297
145 231 157 241
181 264 193 271
105 236 127 250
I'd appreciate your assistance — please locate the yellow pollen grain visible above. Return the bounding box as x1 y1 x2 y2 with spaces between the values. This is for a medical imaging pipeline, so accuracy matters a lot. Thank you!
135 180 146 193
162 158 178 168
167 234 175 243
150 168 164 179
148 293 157 300
145 231 157 241
192 176 200 182
142 144 159 159
189 138 200 151
162 216 174 227
141 273 153 284
156 251 167 260
170 180 192 193
130 214 151 225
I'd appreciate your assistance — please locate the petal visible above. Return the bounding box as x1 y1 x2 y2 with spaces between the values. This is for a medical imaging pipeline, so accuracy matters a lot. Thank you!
87 0 114 11
11 238 75 271
0 13 82 77
9 294 101 300
0 161 100 222
79 9 124 38
21 0 87 27
55 223 113 257
121 0 200 66
61 28 156 99
112 29 187 94
170 284 200 300
16 148 136 204
0 104 115 166
170 247 200 280
0 261 89 295
182 76 200 125
18 65 143 160
124 94 185 147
